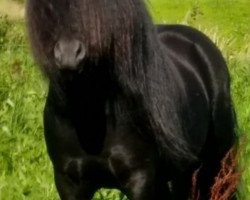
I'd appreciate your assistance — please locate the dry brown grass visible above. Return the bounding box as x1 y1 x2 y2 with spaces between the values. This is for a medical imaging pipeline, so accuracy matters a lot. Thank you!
192 146 241 200
0 0 24 19
210 148 241 200
192 166 201 200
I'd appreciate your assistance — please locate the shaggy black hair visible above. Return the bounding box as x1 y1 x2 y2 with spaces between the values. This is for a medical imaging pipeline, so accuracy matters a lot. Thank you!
27 0 195 164
26 0 237 199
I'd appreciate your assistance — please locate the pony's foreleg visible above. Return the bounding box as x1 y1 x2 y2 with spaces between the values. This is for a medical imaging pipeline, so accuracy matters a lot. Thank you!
124 170 171 200
44 100 96 200
54 168 95 200
107 144 171 200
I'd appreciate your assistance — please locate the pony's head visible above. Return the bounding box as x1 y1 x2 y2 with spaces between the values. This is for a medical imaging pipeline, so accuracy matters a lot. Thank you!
26 0 153 74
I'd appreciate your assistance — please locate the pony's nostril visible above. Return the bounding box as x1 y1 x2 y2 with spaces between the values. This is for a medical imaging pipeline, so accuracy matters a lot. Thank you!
75 42 86 64
76 44 82 57
54 42 62 66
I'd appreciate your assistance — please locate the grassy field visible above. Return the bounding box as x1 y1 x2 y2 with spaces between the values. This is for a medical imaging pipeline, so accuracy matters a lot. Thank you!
0 0 249 199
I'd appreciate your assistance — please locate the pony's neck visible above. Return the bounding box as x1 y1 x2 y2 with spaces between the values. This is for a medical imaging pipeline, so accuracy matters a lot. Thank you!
113 23 167 95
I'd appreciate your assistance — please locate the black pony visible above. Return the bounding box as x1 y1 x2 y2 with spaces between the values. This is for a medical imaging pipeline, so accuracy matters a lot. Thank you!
26 0 237 199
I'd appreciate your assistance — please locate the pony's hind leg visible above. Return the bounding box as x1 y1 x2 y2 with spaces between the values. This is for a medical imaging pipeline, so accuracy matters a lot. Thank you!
197 95 237 199
171 170 193 200
196 152 223 200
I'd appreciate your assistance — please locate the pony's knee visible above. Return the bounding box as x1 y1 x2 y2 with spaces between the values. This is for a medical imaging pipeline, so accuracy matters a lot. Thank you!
108 145 158 199
108 144 153 178
108 145 134 180
63 158 85 184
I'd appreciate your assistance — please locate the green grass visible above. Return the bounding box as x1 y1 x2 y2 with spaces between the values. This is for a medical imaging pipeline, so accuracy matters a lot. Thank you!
0 0 249 199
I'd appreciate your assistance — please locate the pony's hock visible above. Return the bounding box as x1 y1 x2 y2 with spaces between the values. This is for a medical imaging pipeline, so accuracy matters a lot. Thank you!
26 0 237 199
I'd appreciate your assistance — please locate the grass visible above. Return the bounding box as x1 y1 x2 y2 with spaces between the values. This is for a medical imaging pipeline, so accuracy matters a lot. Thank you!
0 0 249 199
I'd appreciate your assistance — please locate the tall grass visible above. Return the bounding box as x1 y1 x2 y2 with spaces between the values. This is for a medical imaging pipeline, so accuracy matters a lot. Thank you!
0 16 56 200
0 0 249 199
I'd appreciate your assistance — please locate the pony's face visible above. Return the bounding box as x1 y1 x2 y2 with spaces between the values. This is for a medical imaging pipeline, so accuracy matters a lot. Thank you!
26 0 88 71
26 0 144 73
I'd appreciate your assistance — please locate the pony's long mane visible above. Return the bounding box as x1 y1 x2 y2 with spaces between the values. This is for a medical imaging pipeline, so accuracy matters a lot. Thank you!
26 0 196 165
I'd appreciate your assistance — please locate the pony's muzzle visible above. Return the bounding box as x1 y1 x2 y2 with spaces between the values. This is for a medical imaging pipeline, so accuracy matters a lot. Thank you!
54 38 86 70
